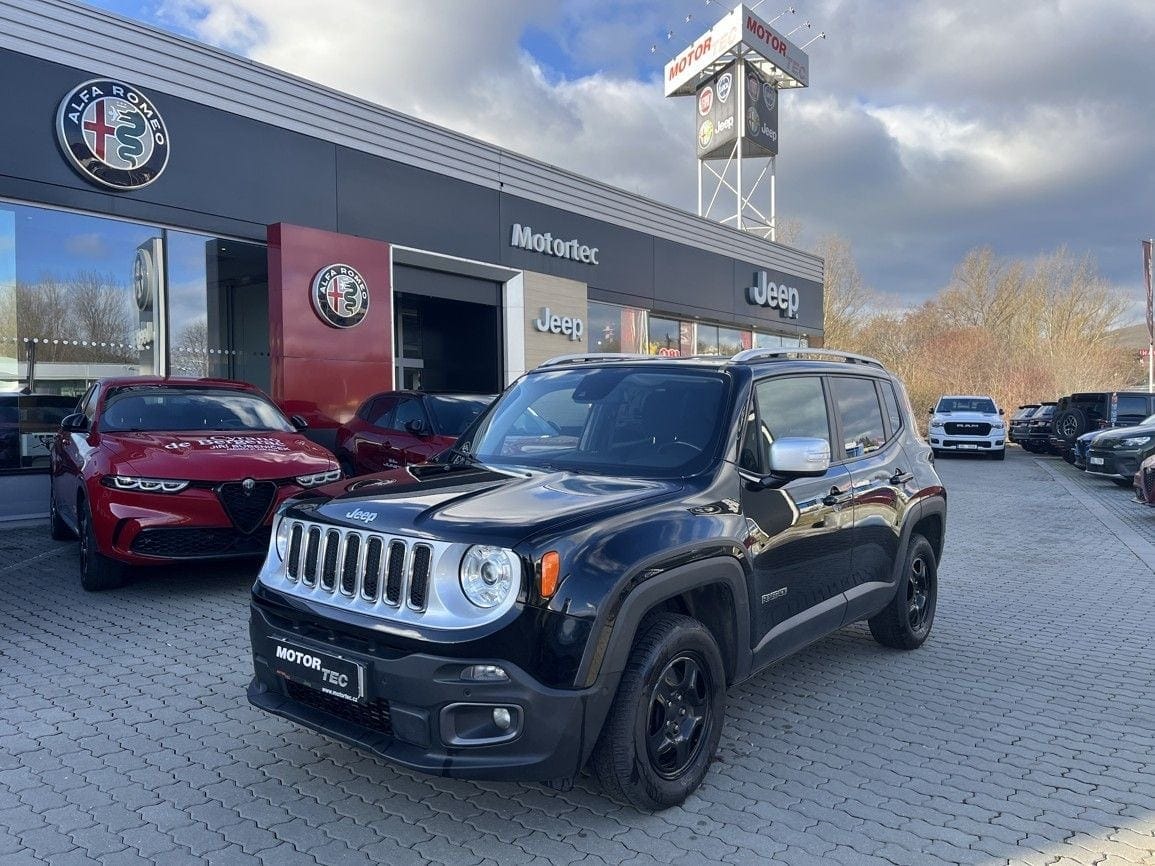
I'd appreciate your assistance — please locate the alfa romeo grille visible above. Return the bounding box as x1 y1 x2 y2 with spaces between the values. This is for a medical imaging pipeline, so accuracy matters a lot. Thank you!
284 520 434 611
217 481 277 534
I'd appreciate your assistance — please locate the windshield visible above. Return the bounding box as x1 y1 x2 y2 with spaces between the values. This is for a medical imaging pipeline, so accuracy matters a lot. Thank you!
100 388 294 433
458 367 732 478
1034 405 1056 418
1012 406 1038 419
426 394 494 437
937 397 997 414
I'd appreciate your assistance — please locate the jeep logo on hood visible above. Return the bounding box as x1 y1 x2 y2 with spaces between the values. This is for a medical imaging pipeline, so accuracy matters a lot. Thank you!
345 508 377 524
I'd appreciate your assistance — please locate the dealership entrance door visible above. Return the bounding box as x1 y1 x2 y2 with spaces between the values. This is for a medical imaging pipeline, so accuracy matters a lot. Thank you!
393 266 502 394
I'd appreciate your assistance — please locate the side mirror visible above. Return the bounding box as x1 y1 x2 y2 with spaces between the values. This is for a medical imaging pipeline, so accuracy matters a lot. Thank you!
998 408 1005 415
404 418 428 436
60 413 88 433
927 407 934 414
767 437 831 478
290 414 309 431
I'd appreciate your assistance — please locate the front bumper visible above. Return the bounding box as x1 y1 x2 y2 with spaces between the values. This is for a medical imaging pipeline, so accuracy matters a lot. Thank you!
92 483 304 564
929 435 1005 452
1085 449 1142 481
248 600 595 781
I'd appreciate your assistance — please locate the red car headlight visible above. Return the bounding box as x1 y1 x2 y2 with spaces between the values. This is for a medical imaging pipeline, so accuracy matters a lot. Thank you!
103 475 190 494
295 469 342 488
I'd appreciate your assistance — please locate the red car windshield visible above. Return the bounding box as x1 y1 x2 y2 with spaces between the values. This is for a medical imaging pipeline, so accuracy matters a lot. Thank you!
100 388 294 433
426 395 494 437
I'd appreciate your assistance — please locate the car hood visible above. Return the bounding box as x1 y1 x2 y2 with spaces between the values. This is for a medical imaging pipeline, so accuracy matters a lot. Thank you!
1091 423 1155 447
934 411 1000 423
100 431 336 481
298 464 683 547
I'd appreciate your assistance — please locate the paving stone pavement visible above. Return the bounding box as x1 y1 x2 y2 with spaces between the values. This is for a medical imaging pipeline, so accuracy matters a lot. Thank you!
2 448 1154 865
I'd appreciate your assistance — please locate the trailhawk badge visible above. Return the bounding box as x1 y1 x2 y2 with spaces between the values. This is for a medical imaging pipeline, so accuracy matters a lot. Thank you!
56 79 170 190
311 264 369 328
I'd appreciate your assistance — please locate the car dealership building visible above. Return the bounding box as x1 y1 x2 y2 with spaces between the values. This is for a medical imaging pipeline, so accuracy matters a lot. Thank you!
0 0 824 518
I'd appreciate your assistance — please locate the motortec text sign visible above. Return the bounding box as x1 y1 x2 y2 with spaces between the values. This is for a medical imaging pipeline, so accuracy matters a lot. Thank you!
741 7 809 87
746 270 800 319
665 6 809 96
511 224 600 265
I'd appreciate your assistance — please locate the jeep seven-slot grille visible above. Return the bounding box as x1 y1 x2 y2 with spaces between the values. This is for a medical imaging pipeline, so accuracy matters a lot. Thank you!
284 520 433 610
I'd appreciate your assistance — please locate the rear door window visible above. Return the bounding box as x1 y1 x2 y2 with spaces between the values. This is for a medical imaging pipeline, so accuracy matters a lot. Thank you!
831 376 886 458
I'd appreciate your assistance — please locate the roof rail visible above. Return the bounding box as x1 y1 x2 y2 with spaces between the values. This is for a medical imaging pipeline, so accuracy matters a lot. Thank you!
730 348 886 369
536 353 653 369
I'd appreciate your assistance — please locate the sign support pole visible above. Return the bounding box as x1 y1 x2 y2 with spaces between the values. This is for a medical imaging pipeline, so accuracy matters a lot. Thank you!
770 156 777 242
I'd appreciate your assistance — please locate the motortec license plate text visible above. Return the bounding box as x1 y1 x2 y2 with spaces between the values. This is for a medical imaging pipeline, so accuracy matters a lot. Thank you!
273 642 364 702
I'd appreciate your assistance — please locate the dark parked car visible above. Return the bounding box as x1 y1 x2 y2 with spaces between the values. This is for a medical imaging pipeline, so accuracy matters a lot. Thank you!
1007 404 1039 444
247 349 947 810
1084 414 1155 485
0 393 79 470
335 391 495 475
1133 452 1155 506
49 377 340 591
1049 392 1155 460
1019 402 1057 453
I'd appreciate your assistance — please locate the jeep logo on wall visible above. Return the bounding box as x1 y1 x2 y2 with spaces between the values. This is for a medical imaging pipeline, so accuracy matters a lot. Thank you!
57 79 170 190
311 264 369 328
746 271 800 319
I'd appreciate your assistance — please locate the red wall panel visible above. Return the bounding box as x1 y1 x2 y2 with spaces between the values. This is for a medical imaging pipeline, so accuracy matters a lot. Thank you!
267 223 393 428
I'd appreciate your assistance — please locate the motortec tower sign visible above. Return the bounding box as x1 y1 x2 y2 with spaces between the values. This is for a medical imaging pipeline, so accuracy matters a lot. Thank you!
664 5 809 97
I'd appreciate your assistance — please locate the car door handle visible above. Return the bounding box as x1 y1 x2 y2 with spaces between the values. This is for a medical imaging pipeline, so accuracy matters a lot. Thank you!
822 486 853 507
890 468 914 484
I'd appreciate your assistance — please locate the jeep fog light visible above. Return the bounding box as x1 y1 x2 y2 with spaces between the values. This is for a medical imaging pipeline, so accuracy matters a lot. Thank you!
461 664 509 682
493 708 512 730
460 546 519 608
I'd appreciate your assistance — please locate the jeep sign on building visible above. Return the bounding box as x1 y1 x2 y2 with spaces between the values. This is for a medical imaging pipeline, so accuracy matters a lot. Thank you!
0 0 822 519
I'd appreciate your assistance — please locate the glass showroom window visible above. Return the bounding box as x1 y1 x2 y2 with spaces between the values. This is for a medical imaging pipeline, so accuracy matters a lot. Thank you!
718 326 751 356
0 202 163 396
649 316 693 357
588 301 647 354
166 232 269 390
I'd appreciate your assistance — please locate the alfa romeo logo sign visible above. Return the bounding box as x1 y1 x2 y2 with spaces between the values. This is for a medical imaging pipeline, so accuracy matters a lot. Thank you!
56 79 170 190
311 264 369 328
133 247 154 312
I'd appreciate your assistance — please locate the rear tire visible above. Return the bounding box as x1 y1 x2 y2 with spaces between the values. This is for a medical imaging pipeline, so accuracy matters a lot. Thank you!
49 484 72 540
591 613 725 811
992 449 1005 461
78 499 126 592
869 534 937 650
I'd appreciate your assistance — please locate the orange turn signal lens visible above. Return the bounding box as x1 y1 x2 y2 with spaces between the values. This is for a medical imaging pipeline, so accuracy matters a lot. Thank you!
540 551 560 599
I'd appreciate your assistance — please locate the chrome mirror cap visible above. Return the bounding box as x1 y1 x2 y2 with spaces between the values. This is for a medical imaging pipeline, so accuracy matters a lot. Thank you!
768 437 831 477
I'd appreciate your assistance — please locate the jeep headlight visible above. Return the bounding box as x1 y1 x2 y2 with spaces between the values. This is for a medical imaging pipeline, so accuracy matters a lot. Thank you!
459 545 519 609
1119 436 1151 448
274 511 292 560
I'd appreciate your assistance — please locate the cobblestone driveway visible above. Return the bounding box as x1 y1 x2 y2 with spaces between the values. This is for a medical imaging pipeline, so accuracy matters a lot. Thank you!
2 449 1154 865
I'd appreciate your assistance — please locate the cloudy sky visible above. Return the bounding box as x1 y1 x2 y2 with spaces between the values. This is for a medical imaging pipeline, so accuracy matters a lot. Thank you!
87 0 1155 317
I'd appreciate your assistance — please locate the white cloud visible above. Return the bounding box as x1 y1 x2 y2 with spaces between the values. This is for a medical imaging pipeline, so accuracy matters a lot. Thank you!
151 0 1155 314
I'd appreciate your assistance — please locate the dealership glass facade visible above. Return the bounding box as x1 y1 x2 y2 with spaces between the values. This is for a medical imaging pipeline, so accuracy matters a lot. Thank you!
589 300 806 359
0 200 268 473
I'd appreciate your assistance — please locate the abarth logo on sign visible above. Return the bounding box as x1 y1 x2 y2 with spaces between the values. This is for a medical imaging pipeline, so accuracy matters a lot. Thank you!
311 264 369 328
56 79 170 190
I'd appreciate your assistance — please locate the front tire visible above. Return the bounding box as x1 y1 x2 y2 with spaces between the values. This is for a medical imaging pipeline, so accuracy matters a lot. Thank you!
992 449 1005 461
49 484 72 540
591 613 725 811
78 499 126 591
869 534 937 650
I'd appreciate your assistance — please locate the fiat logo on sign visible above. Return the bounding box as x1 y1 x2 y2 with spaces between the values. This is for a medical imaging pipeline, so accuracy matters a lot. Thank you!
698 86 714 117
311 264 369 329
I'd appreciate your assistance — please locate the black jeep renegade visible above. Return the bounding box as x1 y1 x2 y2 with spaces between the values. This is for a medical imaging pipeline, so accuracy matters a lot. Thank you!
247 350 946 810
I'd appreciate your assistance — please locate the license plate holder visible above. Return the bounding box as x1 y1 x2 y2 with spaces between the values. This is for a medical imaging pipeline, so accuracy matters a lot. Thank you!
272 640 365 703
1090 456 1104 466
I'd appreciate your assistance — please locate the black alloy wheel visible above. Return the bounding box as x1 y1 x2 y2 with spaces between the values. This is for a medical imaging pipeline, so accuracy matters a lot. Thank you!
645 654 710 780
77 499 126 591
592 613 726 810
869 533 937 650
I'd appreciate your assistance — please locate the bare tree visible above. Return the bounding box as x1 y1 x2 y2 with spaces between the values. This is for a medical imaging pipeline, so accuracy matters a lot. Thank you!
815 234 875 351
